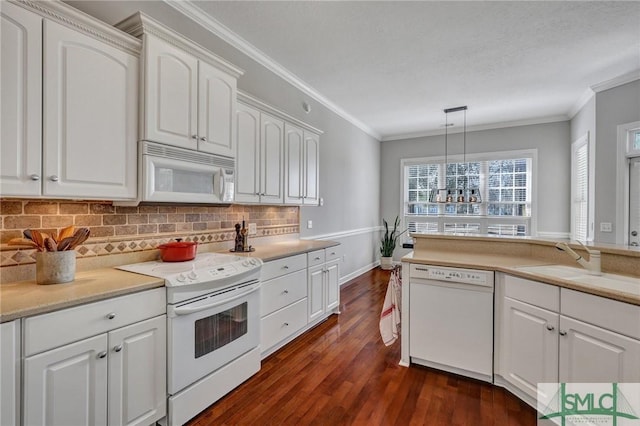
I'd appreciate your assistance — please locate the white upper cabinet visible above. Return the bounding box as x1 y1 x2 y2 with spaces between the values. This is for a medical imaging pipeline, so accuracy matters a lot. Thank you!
1 1 42 197
119 13 243 158
0 1 140 200
144 36 198 150
198 61 237 157
237 92 322 205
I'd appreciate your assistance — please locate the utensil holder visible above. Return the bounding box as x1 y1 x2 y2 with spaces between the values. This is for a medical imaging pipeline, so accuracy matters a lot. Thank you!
36 251 76 285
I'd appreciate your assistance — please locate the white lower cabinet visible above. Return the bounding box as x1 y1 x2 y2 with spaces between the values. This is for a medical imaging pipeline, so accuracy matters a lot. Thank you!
23 288 167 426
497 274 640 408
0 320 21 426
307 249 341 323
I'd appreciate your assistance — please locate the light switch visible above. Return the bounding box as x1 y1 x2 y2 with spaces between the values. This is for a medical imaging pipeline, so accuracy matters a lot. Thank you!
248 223 257 235
600 222 613 232
307 220 313 229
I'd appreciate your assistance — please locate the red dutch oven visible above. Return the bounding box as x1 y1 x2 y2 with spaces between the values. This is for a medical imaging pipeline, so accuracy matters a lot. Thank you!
157 239 198 262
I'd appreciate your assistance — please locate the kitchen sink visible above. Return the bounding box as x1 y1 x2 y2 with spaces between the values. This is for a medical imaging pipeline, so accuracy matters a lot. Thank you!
515 265 640 296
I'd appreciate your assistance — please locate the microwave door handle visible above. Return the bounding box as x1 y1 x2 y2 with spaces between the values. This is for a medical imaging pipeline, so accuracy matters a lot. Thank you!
219 170 224 198
172 285 258 316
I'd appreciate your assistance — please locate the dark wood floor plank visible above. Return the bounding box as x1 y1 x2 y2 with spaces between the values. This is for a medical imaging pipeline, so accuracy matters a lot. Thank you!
186 267 536 426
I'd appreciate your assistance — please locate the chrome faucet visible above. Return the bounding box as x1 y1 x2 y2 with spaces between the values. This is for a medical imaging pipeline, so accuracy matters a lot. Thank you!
555 241 601 276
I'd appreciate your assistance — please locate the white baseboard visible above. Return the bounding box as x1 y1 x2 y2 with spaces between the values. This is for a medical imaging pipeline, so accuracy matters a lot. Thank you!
340 260 380 285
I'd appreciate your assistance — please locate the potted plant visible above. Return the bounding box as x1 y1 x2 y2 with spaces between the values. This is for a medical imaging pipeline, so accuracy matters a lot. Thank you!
380 216 406 270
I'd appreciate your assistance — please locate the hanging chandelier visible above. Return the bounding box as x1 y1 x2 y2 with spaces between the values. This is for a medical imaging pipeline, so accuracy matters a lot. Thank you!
429 105 481 204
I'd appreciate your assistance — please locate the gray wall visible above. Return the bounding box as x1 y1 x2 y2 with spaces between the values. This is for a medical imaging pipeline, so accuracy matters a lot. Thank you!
570 97 596 145
594 80 640 243
380 121 572 254
66 1 382 281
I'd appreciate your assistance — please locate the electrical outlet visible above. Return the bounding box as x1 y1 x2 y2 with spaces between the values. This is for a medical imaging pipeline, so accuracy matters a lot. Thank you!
248 223 257 235
307 220 313 229
600 222 613 233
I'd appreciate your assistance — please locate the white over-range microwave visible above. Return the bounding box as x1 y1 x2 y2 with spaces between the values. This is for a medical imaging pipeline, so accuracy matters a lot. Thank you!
137 141 235 204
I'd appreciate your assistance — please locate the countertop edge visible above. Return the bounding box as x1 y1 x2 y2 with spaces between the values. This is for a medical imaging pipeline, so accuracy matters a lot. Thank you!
402 253 640 306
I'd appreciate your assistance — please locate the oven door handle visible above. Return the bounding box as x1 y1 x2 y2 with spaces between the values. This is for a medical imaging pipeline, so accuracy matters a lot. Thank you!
172 285 259 316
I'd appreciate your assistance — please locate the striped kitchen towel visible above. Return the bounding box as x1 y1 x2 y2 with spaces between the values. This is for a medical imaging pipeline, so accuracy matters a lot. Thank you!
379 266 402 346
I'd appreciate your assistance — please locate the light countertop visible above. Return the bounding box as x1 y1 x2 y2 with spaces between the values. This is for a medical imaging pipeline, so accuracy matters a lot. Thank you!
403 250 640 306
0 239 340 323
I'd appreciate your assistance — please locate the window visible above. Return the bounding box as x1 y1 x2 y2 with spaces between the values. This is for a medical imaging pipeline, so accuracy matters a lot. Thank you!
402 150 535 237
571 133 593 242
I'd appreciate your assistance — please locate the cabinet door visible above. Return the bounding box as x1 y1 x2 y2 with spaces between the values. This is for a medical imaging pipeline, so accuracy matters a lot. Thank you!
325 259 340 312
308 265 325 322
43 20 138 199
198 61 236 157
108 316 166 426
144 34 198 149
559 315 640 383
500 297 559 402
260 113 284 203
303 132 320 205
284 123 304 204
24 334 108 426
0 320 20 426
0 2 42 196
235 103 261 203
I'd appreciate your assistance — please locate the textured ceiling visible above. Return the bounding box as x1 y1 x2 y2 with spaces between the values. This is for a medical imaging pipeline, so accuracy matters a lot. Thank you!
187 1 640 140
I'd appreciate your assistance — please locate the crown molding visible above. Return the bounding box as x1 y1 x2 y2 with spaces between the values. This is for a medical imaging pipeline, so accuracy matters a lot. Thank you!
115 11 244 78
381 114 569 142
591 69 640 93
568 88 595 120
163 0 381 140
12 0 141 55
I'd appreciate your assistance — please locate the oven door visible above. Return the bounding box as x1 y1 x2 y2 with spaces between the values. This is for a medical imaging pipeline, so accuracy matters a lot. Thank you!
167 281 260 394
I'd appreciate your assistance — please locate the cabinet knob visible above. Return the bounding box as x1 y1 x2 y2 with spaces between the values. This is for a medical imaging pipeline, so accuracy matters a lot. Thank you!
30 174 40 181
283 322 289 327
106 312 116 320
559 330 567 336
314 257 321 261
97 351 107 359
200 137 207 142
113 344 123 353
283 289 289 294
546 324 555 331
49 175 59 182
192 135 198 140
282 265 289 269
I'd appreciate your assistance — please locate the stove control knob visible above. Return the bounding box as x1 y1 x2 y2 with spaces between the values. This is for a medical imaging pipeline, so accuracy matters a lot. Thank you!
250 259 258 266
187 271 198 280
242 260 249 267
177 273 187 282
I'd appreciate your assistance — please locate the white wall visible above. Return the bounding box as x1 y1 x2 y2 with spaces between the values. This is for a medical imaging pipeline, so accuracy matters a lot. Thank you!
594 80 640 243
380 121 572 250
65 0 382 281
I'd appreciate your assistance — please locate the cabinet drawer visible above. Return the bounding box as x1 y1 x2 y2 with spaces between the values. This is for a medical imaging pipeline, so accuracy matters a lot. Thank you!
24 288 166 357
261 269 307 316
307 250 325 268
261 298 308 352
261 254 307 281
325 246 341 263
504 275 559 312
561 288 640 340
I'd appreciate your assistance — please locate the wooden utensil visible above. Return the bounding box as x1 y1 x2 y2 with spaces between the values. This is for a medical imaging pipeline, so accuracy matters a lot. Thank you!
57 237 74 251
30 230 45 251
64 228 90 250
7 238 38 248
56 225 75 243
44 237 58 252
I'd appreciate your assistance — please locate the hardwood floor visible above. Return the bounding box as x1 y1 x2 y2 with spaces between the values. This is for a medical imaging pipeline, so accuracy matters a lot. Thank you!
187 268 536 425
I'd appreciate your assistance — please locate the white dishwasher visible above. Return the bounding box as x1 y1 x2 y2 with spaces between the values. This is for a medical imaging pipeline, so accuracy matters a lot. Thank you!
408 263 494 383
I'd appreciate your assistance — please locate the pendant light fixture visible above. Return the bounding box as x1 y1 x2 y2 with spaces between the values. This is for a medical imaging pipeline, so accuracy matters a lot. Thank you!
430 105 480 204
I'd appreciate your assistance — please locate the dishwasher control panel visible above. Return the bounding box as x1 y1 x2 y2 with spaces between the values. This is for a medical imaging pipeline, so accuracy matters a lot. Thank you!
410 264 494 287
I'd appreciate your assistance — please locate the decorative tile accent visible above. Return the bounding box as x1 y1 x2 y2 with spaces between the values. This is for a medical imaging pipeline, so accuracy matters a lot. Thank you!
0 198 300 267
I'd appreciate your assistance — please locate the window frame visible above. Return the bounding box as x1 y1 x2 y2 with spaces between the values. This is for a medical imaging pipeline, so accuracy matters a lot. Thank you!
400 149 538 239
570 132 593 242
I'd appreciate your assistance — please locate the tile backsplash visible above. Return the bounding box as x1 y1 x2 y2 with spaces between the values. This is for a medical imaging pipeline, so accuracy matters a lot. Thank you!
0 199 299 268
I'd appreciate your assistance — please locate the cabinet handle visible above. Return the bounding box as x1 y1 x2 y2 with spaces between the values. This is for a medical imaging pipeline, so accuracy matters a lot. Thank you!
106 312 116 320
30 174 40 181
546 324 555 331
283 290 289 294
283 322 289 327
97 351 107 359
200 137 207 142
192 135 198 140
314 257 321 261
282 265 289 269
49 175 59 182
113 344 123 353
331 252 336 256
559 330 567 336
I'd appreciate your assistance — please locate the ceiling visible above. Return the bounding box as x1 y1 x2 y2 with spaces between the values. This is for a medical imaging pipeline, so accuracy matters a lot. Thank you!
172 1 639 141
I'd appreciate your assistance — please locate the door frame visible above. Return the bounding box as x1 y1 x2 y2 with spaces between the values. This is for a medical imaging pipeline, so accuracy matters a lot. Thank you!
616 120 640 245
